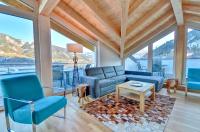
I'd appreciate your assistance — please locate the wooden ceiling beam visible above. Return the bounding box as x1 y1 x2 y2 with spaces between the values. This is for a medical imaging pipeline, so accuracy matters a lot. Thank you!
120 0 129 58
127 0 170 39
39 0 60 16
17 0 33 8
183 4 200 16
1 0 33 12
58 2 120 54
170 0 184 25
51 11 96 45
125 11 174 50
125 18 176 56
185 13 200 24
128 0 144 18
82 0 120 43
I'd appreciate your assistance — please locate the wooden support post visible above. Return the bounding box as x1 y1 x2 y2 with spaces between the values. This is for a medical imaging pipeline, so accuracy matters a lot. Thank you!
175 25 186 84
96 41 101 67
33 1 52 95
148 44 153 72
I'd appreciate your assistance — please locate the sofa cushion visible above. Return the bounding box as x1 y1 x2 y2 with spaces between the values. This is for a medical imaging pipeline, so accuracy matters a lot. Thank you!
102 66 117 78
111 75 127 84
187 81 200 90
98 79 116 88
126 74 164 91
114 66 125 76
85 67 105 79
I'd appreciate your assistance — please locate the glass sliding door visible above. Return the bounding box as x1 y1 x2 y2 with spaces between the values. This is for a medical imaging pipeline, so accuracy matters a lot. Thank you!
185 28 200 77
51 29 96 93
152 31 175 78
125 46 148 71
0 13 34 109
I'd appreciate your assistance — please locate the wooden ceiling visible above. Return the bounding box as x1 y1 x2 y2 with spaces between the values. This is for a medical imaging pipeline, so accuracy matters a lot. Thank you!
2 0 200 57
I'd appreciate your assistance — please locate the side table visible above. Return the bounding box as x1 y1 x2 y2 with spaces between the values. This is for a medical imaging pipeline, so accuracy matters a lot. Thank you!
76 84 90 107
166 78 179 93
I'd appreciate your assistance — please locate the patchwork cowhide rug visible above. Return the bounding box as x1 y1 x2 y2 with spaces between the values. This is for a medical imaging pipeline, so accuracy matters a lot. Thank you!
83 94 176 132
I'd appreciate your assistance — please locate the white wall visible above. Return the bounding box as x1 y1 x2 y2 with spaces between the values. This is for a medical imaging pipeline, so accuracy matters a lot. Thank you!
99 42 121 66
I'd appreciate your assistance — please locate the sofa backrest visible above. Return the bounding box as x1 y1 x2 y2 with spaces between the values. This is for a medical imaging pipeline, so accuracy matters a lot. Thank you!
85 67 105 79
188 68 200 82
114 65 125 76
102 66 117 78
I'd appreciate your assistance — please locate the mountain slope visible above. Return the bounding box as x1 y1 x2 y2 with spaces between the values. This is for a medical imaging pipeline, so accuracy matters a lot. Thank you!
0 33 93 64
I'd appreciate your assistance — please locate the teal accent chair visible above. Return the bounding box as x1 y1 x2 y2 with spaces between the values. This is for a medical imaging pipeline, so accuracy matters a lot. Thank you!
186 68 200 95
1 75 67 132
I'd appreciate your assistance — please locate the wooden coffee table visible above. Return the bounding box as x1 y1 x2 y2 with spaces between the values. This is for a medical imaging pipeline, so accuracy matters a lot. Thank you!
115 81 155 113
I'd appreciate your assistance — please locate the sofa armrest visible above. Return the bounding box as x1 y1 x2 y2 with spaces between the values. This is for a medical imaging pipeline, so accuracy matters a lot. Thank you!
125 70 152 76
80 76 100 98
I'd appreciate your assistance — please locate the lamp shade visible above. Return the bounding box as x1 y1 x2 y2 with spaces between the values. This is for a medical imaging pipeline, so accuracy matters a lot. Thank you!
67 43 83 53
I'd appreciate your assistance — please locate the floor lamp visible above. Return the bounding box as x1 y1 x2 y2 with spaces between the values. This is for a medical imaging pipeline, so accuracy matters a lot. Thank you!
67 44 83 95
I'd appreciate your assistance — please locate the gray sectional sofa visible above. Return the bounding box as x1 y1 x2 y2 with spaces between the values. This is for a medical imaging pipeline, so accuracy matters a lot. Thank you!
81 66 164 98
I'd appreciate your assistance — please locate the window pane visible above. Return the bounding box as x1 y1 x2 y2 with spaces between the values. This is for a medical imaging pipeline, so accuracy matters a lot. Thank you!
0 13 34 109
186 28 200 77
51 29 96 93
125 46 148 71
152 31 175 78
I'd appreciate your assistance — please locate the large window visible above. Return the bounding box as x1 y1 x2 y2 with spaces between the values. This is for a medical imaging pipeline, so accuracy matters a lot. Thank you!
0 13 34 109
51 30 95 93
152 32 175 78
125 46 148 71
0 13 35 75
185 28 200 77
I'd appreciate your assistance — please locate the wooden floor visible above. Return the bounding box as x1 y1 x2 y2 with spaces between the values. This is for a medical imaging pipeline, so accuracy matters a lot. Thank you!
0 89 200 132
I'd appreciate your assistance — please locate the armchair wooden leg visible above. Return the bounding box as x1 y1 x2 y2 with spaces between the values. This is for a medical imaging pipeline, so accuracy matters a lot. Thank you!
32 124 36 132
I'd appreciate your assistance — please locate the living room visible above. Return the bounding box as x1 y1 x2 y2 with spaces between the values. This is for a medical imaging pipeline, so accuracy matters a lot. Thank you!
0 0 200 132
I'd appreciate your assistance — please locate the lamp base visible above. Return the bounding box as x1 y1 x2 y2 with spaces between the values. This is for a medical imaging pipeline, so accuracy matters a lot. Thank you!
72 53 79 96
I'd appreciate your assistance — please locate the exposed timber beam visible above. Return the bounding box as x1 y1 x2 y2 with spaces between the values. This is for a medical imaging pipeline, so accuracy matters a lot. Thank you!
120 0 129 59
125 11 174 50
125 18 176 56
127 0 170 39
185 13 200 24
82 0 120 43
39 0 60 16
0 4 33 20
170 0 184 25
58 2 120 54
183 4 200 16
51 20 95 51
51 11 96 45
1 0 33 12
175 25 186 83
128 0 143 18
17 0 33 9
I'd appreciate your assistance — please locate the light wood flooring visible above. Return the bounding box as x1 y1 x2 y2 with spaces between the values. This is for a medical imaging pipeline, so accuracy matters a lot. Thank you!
0 89 200 132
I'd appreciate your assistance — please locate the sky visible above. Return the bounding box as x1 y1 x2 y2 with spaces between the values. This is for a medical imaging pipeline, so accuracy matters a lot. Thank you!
0 12 91 52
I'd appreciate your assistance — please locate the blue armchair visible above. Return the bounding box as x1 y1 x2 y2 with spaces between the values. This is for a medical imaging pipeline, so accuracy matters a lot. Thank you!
0 75 67 132
186 68 200 95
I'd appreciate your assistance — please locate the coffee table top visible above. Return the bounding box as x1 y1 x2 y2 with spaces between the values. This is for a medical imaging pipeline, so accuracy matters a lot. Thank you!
116 81 155 93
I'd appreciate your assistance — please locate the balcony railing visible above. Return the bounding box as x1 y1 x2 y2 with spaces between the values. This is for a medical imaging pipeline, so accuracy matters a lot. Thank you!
0 62 94 94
